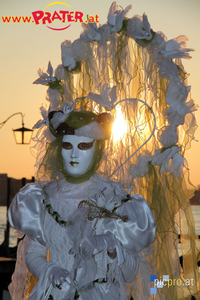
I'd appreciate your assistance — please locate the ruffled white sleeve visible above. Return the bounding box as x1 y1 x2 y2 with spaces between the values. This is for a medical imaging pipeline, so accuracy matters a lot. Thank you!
7 183 46 246
103 194 156 254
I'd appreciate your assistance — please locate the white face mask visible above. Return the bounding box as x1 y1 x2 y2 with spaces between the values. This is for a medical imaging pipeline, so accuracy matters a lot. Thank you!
62 135 96 176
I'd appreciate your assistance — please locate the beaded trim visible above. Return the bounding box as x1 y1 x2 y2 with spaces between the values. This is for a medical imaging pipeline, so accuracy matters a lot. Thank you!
43 194 131 227
43 199 67 227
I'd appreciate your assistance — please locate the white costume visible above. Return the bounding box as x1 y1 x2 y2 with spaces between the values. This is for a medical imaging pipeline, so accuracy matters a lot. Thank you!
8 174 156 300
7 2 199 299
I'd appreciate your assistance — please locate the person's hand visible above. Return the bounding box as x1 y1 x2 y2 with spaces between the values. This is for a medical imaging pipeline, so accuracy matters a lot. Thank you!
49 266 72 291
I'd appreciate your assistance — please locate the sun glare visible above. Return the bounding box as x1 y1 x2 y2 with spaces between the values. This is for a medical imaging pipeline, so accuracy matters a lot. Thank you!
112 106 128 142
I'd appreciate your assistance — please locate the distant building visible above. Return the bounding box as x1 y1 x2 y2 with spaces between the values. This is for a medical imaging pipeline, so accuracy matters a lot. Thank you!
0 174 34 206
190 187 200 205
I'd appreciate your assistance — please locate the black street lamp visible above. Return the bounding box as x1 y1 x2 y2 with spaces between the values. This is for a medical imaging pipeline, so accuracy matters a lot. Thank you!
0 112 33 144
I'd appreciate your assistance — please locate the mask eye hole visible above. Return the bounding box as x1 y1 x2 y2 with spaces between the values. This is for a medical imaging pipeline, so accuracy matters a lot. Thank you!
62 142 73 150
78 141 94 150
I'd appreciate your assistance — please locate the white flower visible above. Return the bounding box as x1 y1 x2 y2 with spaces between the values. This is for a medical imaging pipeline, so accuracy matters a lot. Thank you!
168 153 185 179
152 36 194 79
162 109 185 126
61 101 75 115
33 61 56 85
50 112 66 129
166 80 192 116
90 186 122 212
158 59 180 79
80 23 114 45
166 80 189 105
98 23 112 42
107 1 132 33
80 23 101 42
150 146 181 174
151 147 177 166
147 31 166 53
95 190 120 211
88 84 117 111
61 39 85 71
33 105 49 129
170 99 198 116
50 101 75 129
129 150 151 178
157 125 178 148
159 35 194 60
96 192 111 210
127 13 152 40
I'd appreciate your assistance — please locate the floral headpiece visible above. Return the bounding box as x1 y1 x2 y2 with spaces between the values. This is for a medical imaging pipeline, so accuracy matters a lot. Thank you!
32 1 197 184
48 107 114 140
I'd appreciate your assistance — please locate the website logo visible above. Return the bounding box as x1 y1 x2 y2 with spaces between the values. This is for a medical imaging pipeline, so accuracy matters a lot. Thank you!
150 275 194 295
1 2 100 31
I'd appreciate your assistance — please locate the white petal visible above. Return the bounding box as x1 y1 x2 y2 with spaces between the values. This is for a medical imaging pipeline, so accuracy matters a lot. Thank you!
88 92 106 107
47 61 53 77
169 153 184 179
55 64 65 80
113 4 132 32
105 202 115 211
142 13 150 34
151 148 171 166
32 119 44 129
102 85 111 103
109 86 117 105
51 112 66 129
33 78 47 85
97 195 105 207
160 160 169 174
99 24 112 41
157 126 178 148
107 1 118 26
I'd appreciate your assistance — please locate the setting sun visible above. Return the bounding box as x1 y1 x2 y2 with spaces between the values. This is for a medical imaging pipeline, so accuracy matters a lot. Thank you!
112 106 129 142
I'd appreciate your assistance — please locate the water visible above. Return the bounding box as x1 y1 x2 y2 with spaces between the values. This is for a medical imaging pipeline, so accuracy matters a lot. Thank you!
0 207 17 247
0 206 200 247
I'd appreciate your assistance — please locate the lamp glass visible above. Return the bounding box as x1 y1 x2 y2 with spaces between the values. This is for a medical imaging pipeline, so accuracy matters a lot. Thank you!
13 126 33 144
13 130 22 144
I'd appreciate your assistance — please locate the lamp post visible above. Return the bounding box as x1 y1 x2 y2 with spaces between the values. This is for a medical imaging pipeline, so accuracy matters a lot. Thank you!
0 112 33 144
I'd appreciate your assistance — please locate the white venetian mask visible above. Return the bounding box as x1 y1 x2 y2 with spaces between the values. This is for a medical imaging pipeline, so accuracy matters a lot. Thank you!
61 135 96 176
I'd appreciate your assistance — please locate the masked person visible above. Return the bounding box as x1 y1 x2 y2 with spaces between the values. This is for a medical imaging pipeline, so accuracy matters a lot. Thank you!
7 2 199 299
8 110 156 300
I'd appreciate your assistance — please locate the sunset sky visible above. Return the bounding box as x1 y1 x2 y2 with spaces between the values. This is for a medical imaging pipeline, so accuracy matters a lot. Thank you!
0 0 200 187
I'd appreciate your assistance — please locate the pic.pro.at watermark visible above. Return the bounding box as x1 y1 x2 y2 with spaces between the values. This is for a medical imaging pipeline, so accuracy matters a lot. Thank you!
150 275 194 295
